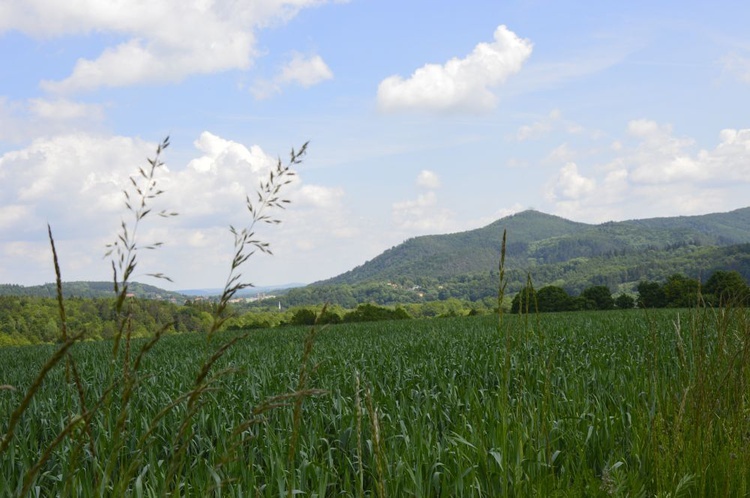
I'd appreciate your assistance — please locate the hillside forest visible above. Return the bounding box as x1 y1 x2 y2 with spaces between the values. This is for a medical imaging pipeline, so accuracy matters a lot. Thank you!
1 269 747 347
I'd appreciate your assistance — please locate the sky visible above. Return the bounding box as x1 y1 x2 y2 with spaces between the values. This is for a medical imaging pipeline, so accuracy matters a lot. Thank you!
1 0 750 290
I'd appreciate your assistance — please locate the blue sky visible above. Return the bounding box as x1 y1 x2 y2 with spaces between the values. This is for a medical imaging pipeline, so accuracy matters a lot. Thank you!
1 0 749 290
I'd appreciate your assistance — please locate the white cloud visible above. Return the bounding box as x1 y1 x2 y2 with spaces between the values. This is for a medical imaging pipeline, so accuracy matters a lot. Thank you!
167 131 301 223
0 0 337 93
248 80 280 100
0 130 357 286
0 133 153 235
392 192 454 232
548 162 596 201
627 118 667 139
391 169 453 232
545 121 750 222
163 131 355 268
296 184 344 208
0 97 105 143
0 205 30 229
278 53 333 87
252 52 333 99
27 98 104 121
0 133 159 283
377 25 532 113
416 170 441 189
625 119 705 184
545 143 576 163
0 241 54 285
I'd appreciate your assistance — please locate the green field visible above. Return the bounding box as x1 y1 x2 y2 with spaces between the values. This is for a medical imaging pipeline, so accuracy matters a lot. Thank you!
2 308 749 496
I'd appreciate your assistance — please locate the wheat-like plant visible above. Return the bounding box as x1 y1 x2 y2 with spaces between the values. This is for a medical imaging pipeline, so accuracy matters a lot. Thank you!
0 136 320 496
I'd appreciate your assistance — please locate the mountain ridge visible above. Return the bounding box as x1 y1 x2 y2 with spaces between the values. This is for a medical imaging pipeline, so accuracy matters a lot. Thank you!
0 281 187 301
315 207 750 288
317 210 591 286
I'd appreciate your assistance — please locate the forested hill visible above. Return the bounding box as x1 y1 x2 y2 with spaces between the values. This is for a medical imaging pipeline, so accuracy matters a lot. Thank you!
0 281 186 302
622 208 750 243
321 210 591 285
317 208 750 287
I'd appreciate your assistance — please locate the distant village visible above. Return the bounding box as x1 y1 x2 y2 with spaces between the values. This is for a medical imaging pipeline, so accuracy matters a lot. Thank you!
188 293 277 304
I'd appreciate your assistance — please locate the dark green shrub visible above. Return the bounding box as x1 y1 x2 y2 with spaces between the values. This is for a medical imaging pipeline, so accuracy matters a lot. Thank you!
581 285 614 310
536 285 574 312
614 293 635 309
343 303 411 323
291 308 318 326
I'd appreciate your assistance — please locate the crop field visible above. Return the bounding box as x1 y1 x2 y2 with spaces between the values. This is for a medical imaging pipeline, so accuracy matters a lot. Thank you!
2 308 750 496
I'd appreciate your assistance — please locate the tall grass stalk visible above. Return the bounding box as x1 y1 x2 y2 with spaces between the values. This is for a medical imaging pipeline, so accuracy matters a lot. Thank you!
1 136 317 496
286 305 325 497
365 385 388 498
354 370 365 498
496 229 507 334
165 142 308 494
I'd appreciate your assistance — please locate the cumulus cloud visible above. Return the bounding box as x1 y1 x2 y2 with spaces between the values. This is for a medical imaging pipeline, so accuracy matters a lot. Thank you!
547 162 596 201
0 133 153 235
377 25 532 113
0 0 336 93
168 132 283 220
416 170 441 189
545 121 750 221
0 205 30 230
27 98 105 121
252 53 333 99
625 119 706 184
392 170 454 232
627 118 668 139
0 133 158 283
392 192 454 232
278 53 333 87
0 97 105 143
0 130 355 286
295 184 344 208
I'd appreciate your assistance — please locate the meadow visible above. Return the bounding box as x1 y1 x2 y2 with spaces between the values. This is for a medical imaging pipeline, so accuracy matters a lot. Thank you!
2 307 749 496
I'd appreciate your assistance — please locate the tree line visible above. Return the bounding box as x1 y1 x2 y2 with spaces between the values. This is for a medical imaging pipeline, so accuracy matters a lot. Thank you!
511 270 750 313
0 296 212 347
1 270 747 347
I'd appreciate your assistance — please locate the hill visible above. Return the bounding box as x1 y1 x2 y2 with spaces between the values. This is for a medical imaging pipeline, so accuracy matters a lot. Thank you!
281 208 750 306
0 281 187 302
319 208 750 285
322 210 590 284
